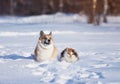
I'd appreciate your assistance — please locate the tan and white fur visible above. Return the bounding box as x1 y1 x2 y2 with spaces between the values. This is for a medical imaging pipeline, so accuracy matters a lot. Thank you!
34 31 58 62
60 48 79 63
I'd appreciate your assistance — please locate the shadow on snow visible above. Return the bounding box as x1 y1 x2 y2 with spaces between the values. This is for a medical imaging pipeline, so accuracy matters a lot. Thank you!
0 54 34 60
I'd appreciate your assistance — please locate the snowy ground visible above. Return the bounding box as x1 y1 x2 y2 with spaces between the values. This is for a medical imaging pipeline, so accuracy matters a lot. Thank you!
0 13 120 84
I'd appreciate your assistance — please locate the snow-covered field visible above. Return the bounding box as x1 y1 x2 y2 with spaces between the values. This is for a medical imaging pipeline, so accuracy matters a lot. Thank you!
0 13 120 84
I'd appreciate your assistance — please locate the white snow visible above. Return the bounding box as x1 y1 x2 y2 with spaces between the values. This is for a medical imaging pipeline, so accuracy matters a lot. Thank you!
0 45 4 48
0 13 120 84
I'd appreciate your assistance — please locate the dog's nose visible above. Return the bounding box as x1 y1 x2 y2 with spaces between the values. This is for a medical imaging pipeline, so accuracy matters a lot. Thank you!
48 39 50 42
44 39 50 44
46 39 50 43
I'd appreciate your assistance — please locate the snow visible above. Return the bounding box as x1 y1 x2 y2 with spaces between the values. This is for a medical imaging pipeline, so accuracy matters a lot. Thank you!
0 13 120 84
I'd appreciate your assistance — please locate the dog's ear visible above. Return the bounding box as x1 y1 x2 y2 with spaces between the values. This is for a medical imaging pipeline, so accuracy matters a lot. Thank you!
49 32 52 36
66 48 68 52
40 31 44 36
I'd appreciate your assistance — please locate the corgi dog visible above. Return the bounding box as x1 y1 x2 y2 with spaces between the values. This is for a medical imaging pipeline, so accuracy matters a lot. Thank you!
60 48 79 63
34 31 58 62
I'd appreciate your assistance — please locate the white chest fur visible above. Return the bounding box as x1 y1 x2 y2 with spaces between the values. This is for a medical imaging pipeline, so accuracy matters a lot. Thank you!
36 43 54 61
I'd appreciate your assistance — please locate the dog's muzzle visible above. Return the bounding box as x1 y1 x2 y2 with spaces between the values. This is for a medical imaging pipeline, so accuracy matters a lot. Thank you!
44 39 51 45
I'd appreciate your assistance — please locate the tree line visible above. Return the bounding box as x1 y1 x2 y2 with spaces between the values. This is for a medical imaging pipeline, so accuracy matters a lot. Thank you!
0 0 120 25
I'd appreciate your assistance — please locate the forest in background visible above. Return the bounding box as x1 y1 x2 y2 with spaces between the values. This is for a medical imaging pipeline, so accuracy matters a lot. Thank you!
0 0 120 25
0 0 120 16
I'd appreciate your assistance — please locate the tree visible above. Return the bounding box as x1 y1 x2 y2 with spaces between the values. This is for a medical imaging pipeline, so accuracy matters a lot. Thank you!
103 0 108 23
59 0 64 12
42 0 48 14
49 0 55 12
10 0 14 15
92 0 101 25
87 0 97 25
87 0 105 25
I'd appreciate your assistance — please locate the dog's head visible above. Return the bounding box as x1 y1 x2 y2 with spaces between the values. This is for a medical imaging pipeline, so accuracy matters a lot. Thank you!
38 31 54 48
66 48 74 57
65 48 77 59
61 48 79 62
